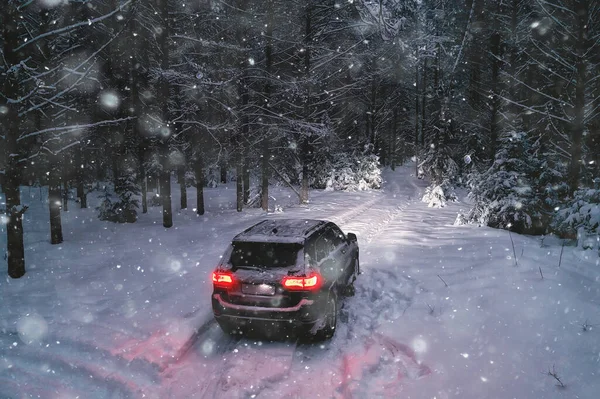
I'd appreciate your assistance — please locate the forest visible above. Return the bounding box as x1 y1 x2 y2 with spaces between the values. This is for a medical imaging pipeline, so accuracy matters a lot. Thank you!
1 0 599 279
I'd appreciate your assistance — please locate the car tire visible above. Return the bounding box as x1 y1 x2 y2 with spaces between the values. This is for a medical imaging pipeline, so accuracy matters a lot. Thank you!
343 256 360 297
352 256 360 280
313 295 337 341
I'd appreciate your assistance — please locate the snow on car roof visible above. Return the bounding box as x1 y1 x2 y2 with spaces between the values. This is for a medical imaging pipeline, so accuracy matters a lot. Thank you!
232 219 327 243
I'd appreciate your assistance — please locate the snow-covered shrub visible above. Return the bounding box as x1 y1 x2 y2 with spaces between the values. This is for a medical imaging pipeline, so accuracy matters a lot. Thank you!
245 186 262 208
420 143 459 187
553 187 600 246
465 131 543 234
149 192 162 207
97 186 116 222
420 139 459 207
423 180 458 208
184 170 196 187
454 212 468 226
97 171 140 223
324 145 382 191
206 172 218 188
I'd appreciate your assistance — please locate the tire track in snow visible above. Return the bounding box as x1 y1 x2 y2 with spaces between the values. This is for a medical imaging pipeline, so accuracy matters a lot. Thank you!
271 169 430 398
166 337 297 399
328 195 383 227
0 332 158 399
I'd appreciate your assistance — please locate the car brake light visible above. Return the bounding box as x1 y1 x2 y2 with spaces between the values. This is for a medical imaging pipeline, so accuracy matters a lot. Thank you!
282 273 322 291
212 271 235 288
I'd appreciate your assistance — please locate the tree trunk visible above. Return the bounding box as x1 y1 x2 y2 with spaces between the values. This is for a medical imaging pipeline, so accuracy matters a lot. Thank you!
4 165 26 278
158 0 172 227
236 161 244 212
111 145 120 188
421 56 427 147
48 163 64 245
415 50 420 176
243 155 250 204
139 148 147 213
220 162 227 184
161 170 173 227
489 28 502 160
6 200 27 278
261 141 270 211
178 165 187 210
260 0 275 211
391 107 398 170
300 137 310 203
75 143 87 208
237 68 250 210
62 179 69 212
195 158 205 215
569 0 588 194
77 180 87 209
300 2 313 204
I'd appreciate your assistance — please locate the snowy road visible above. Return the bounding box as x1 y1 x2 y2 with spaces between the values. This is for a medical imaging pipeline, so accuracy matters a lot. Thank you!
2 164 600 398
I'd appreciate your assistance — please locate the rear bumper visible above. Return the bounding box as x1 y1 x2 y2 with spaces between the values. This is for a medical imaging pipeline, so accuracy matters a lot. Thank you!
212 293 320 326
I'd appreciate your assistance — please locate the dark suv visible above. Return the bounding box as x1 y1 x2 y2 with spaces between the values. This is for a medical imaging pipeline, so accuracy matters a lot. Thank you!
211 219 359 340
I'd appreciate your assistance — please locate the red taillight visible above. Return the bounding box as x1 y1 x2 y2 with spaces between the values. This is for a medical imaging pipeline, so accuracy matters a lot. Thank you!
282 273 322 291
212 271 234 288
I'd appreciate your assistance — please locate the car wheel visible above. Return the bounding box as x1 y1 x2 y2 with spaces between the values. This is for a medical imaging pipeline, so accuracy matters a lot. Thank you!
343 256 360 297
313 295 337 341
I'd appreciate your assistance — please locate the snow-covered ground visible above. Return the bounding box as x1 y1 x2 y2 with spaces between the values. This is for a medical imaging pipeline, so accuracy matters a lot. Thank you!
1 164 599 399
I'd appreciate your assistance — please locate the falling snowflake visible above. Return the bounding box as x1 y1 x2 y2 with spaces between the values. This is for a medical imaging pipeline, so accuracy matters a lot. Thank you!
99 91 120 110
38 0 65 9
17 313 49 345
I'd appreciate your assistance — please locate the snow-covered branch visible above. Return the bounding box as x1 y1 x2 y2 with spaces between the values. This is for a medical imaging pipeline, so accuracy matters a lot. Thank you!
15 1 132 51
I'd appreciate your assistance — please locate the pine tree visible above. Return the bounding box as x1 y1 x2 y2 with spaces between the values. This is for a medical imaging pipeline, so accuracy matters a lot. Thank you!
466 131 543 234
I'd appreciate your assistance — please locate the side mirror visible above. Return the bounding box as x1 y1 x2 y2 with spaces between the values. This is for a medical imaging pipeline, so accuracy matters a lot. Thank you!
347 232 357 243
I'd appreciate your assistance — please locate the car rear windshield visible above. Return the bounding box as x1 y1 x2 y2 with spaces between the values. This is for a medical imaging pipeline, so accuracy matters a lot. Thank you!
230 242 301 268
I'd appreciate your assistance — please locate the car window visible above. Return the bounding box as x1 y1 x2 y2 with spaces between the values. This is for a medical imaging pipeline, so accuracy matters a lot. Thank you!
314 233 330 262
304 236 317 264
230 242 301 268
327 225 346 247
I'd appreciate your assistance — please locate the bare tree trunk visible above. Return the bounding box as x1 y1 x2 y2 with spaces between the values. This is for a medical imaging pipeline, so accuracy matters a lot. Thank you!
243 155 250 204
161 168 173 227
391 107 398 170
421 56 427 147
62 179 69 212
220 162 227 184
158 0 172 227
489 26 502 160
236 162 244 212
77 181 87 209
48 160 64 245
415 50 420 177
260 0 275 211
300 137 310 204
138 148 147 213
2 19 27 276
195 157 205 215
235 0 250 210
300 2 313 204
130 0 147 214
75 144 87 208
178 165 187 210
569 0 588 193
